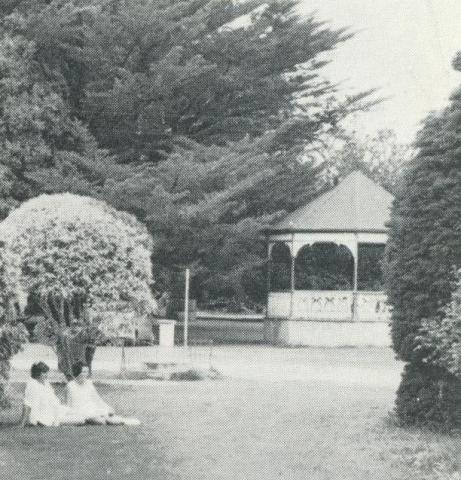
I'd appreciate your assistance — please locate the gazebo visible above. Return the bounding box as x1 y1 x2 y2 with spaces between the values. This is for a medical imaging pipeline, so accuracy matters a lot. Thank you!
263 170 394 346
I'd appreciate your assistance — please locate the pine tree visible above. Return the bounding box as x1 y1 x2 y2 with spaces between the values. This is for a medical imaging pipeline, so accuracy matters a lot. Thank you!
100 128 323 307
0 31 118 217
4 0 370 162
0 1 380 310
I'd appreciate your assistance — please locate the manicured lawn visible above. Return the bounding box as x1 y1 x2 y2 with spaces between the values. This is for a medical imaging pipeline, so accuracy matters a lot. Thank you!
1 379 460 480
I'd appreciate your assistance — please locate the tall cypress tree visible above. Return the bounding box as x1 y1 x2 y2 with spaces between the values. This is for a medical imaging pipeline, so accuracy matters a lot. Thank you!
3 0 369 163
0 1 378 309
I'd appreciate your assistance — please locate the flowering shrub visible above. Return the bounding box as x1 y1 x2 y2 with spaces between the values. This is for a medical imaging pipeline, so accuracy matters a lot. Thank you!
0 323 28 408
0 193 156 378
0 244 28 407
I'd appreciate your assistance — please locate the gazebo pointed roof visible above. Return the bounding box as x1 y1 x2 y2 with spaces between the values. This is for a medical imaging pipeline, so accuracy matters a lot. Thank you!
269 170 394 233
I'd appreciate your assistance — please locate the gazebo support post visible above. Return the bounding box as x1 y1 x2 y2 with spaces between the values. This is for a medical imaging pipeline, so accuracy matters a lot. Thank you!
265 237 271 320
289 232 295 319
352 235 359 322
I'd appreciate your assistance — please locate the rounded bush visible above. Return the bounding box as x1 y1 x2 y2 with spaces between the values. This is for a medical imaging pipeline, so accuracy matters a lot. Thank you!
395 362 461 429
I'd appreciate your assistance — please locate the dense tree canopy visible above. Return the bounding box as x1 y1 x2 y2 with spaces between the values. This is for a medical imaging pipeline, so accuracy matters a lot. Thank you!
100 130 324 306
0 32 115 216
0 0 386 310
1 0 371 162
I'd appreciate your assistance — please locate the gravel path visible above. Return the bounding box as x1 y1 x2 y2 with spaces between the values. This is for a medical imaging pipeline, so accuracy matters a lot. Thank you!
11 344 403 388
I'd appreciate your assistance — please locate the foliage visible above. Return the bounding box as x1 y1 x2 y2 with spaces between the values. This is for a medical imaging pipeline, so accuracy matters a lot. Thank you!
1 193 154 312
270 241 385 293
395 362 461 430
324 129 413 194
101 131 325 306
0 32 115 219
386 62 461 427
357 243 386 291
295 243 353 290
0 1 389 311
418 271 461 377
0 193 155 376
386 104 461 363
0 243 27 408
1 0 372 163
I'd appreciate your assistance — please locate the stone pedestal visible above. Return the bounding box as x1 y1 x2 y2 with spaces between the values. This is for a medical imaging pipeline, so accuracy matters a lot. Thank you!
158 319 176 347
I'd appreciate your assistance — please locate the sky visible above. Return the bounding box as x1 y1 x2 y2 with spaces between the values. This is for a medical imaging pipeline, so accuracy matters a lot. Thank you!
297 0 461 142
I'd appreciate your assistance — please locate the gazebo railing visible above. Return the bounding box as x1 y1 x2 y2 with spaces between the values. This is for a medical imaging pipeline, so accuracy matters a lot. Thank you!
267 290 390 322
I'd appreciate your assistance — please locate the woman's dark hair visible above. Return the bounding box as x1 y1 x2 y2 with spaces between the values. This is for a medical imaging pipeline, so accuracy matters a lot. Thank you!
30 362 49 379
71 361 85 378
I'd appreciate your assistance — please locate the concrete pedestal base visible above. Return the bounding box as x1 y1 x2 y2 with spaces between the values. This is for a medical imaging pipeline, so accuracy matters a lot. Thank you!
158 319 176 347
264 319 391 347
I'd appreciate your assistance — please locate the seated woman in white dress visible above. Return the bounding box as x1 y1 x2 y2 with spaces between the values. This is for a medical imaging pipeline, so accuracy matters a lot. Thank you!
66 362 140 426
20 362 85 427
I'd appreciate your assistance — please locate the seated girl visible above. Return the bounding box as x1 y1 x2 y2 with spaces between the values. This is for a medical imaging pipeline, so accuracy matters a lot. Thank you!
20 362 85 427
66 362 140 426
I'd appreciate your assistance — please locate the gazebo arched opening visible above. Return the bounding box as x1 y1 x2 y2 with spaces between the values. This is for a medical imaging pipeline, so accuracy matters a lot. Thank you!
295 243 354 291
269 242 291 291
357 243 386 291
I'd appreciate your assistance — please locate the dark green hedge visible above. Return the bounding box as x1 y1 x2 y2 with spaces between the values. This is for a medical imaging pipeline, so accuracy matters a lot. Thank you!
385 107 461 362
386 89 461 428
395 362 461 430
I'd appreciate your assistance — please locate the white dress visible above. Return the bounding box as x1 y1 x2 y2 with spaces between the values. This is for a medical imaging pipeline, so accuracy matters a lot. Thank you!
24 379 62 426
66 379 114 418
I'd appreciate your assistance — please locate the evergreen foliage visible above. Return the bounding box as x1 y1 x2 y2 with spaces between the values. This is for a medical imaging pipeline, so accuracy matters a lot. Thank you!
418 271 461 378
101 132 323 306
0 31 118 217
395 362 461 430
295 244 353 291
2 0 371 163
386 65 461 427
0 1 385 309
386 108 461 363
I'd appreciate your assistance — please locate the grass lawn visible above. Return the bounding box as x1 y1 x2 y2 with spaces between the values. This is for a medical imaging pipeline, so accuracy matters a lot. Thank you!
1 379 460 480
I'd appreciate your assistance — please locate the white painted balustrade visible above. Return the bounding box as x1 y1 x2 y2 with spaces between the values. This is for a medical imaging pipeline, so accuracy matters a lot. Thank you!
267 291 390 322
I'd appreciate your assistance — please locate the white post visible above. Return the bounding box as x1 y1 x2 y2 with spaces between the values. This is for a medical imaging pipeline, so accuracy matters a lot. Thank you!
184 268 190 349
289 229 295 319
352 234 359 322
119 338 127 379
